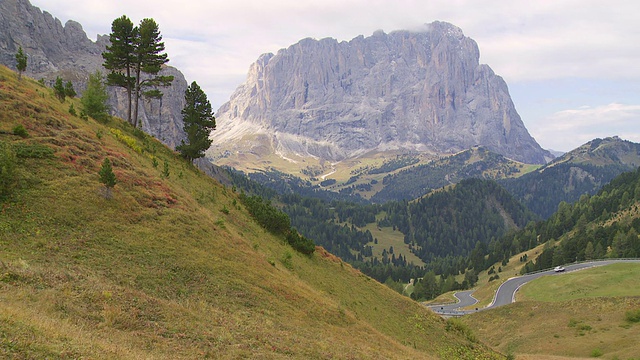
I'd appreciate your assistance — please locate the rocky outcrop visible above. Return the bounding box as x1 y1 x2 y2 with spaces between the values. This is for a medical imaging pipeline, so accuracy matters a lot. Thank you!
0 0 186 149
210 22 552 164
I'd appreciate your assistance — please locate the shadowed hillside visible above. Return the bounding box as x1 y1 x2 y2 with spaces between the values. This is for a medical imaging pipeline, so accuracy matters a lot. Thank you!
0 65 502 359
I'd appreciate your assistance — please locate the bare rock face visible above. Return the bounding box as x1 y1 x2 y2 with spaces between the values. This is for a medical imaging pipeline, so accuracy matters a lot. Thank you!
211 22 551 164
0 0 186 149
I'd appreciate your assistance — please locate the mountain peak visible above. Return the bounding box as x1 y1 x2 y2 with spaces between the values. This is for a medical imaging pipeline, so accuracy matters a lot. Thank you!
209 21 551 169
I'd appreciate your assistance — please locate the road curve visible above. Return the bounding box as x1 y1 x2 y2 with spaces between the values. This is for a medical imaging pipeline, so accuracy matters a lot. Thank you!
429 259 640 316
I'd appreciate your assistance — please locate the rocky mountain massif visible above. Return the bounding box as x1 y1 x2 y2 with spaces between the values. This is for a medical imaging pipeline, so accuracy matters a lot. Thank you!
209 21 552 168
0 0 187 148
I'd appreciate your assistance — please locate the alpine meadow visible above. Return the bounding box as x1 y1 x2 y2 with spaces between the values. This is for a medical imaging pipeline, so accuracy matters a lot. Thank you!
1 1 640 359
0 64 501 359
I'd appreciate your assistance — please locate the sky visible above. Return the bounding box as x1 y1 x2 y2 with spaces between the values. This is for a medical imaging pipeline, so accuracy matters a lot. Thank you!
30 0 640 152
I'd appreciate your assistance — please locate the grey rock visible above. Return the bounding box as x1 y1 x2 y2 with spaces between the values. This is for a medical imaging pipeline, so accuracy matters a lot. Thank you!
210 22 552 164
0 0 186 149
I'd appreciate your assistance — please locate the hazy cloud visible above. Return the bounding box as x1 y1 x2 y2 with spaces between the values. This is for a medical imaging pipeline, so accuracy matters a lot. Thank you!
531 103 640 151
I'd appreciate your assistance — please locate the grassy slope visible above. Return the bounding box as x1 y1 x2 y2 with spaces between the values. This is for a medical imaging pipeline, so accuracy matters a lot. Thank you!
363 221 426 267
462 263 640 359
519 263 640 301
0 66 502 359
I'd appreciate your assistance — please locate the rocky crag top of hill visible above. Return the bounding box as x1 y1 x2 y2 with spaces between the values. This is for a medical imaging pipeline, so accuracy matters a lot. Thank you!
210 22 552 165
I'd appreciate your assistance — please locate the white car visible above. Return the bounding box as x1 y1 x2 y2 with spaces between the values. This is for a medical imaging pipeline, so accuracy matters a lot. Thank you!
554 266 565 272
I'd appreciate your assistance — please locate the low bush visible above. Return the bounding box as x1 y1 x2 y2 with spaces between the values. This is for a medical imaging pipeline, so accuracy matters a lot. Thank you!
110 128 143 154
445 318 477 343
13 143 55 159
625 309 640 323
590 348 603 357
0 141 17 198
12 124 28 138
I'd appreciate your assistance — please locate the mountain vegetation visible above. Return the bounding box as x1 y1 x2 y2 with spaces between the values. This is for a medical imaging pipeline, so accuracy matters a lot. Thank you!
230 142 640 301
176 81 216 163
500 137 640 219
516 166 640 273
0 64 504 359
463 162 640 280
382 178 537 275
230 165 539 299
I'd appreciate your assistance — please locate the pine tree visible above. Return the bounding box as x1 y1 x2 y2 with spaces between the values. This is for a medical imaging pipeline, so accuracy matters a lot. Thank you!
132 18 173 128
64 81 76 98
15 46 27 80
103 16 172 127
99 158 117 199
103 15 137 124
176 81 216 163
584 241 594 260
81 71 110 122
53 76 66 102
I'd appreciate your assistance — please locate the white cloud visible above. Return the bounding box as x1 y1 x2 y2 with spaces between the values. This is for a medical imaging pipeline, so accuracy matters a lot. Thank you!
531 103 640 151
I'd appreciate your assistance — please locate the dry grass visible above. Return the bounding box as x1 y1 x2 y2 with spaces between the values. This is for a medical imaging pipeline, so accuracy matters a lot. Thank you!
464 264 640 359
0 65 502 359
463 297 640 359
519 263 640 301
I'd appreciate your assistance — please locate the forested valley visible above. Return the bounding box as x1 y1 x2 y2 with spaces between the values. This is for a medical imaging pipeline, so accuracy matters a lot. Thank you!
225 138 640 301
228 170 538 298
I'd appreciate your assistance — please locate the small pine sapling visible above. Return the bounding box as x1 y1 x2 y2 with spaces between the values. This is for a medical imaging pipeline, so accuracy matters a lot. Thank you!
15 46 27 80
99 158 117 199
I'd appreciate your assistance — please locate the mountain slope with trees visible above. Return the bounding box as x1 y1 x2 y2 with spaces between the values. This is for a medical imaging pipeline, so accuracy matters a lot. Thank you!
500 137 640 219
229 166 538 298
381 179 538 277
0 65 502 359
474 165 640 277
371 147 529 202
518 166 640 273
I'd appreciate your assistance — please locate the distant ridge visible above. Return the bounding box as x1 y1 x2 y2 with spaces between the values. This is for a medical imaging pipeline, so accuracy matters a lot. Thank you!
501 136 640 218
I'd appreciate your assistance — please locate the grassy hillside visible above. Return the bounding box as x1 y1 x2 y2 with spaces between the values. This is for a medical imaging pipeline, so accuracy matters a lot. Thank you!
0 65 502 359
519 263 640 301
462 263 640 359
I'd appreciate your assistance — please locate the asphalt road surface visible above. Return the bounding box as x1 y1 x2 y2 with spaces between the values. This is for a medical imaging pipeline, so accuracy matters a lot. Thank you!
428 259 640 316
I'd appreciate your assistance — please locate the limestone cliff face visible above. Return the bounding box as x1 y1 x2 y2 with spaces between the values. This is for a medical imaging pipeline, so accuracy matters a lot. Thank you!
211 22 551 164
0 0 186 149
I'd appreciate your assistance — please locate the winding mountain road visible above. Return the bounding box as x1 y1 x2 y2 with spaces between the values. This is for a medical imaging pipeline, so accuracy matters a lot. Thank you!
428 259 640 316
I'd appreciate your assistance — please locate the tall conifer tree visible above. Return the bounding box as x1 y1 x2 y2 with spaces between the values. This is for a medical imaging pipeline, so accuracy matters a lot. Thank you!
103 16 172 127
81 71 110 121
176 81 216 163
102 15 137 124
132 18 173 128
